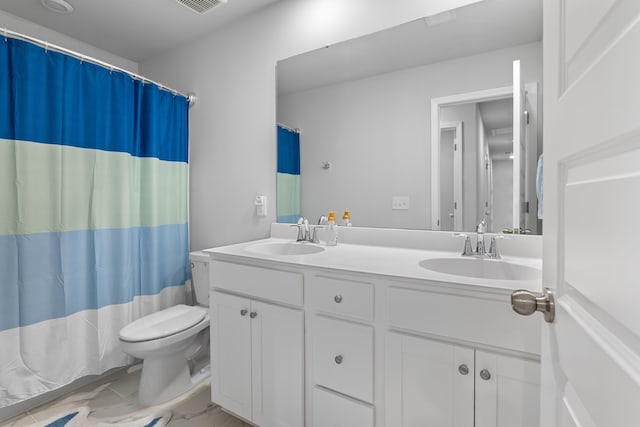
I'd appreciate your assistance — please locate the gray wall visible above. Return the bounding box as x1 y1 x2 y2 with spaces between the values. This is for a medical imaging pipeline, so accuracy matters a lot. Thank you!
278 42 542 231
0 10 138 73
492 158 513 232
138 0 482 250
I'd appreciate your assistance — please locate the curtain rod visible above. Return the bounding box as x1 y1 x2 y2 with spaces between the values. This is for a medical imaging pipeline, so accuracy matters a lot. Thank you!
1 27 196 105
277 123 301 134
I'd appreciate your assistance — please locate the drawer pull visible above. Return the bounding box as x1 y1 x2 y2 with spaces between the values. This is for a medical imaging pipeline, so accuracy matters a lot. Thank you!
458 364 469 375
250 311 258 319
480 369 491 381
334 355 343 364
240 309 248 316
334 295 343 303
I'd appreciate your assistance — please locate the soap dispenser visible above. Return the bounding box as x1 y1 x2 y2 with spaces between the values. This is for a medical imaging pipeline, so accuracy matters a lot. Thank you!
341 210 352 227
326 211 338 246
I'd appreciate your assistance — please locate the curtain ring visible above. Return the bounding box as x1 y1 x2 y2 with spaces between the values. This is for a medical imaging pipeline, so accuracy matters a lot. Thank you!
44 42 48 53
80 55 84 64
3 28 7 43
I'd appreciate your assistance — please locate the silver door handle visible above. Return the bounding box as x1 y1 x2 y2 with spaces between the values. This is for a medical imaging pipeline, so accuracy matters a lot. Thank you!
511 288 555 323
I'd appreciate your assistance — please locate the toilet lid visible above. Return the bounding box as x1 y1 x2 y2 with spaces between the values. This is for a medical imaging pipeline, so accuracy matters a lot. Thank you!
119 304 207 342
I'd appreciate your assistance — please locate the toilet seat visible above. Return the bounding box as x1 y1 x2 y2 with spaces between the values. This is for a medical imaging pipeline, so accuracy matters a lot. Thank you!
120 304 207 343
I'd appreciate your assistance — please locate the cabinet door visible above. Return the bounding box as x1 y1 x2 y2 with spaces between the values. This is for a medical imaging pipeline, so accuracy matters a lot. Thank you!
211 291 253 421
475 350 540 427
386 332 475 427
251 300 304 427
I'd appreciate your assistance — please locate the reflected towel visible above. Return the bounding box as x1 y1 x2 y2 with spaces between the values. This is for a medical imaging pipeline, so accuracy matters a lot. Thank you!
536 154 543 219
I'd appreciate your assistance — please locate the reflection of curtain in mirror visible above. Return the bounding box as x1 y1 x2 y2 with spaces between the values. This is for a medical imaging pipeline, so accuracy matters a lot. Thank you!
277 125 300 223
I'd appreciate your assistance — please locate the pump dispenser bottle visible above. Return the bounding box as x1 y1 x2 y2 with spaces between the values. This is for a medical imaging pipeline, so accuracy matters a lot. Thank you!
341 210 352 226
326 211 338 246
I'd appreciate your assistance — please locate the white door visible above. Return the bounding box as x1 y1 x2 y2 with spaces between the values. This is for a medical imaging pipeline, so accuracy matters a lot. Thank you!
475 350 540 427
210 291 252 421
512 59 526 233
386 332 475 427
251 301 304 427
539 0 640 425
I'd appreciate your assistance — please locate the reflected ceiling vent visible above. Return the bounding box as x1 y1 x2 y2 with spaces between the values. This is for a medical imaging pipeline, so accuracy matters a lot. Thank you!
491 127 513 136
424 10 456 27
176 0 228 14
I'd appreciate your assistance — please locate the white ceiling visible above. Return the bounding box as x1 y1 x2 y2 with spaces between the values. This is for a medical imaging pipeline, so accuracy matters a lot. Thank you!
277 0 542 95
0 0 281 62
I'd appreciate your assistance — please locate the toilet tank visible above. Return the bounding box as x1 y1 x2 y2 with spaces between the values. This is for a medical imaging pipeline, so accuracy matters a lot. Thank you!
189 251 210 307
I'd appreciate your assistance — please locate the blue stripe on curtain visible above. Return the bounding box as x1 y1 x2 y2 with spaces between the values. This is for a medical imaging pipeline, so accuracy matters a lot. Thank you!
277 126 300 175
0 38 188 162
0 224 189 331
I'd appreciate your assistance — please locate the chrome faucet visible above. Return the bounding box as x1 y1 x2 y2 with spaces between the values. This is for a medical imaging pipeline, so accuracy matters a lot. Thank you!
475 219 486 255
454 219 504 258
291 216 321 243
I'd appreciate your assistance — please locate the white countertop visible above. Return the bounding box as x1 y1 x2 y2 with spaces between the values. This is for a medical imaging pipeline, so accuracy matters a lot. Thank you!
203 237 542 293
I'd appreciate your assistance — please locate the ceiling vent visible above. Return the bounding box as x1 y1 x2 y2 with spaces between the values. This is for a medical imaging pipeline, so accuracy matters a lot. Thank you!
176 0 228 14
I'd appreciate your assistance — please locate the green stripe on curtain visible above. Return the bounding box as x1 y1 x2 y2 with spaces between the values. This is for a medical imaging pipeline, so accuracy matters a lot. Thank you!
277 172 300 222
0 139 188 235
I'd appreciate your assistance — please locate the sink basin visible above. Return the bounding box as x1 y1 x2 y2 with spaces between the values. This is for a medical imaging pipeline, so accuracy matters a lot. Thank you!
245 242 325 256
419 257 540 281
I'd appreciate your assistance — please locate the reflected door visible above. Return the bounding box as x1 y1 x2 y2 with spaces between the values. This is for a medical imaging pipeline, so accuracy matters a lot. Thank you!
440 122 463 231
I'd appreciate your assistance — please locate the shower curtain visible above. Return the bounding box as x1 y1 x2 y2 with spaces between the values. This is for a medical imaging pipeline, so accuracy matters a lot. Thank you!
277 125 300 223
0 38 189 406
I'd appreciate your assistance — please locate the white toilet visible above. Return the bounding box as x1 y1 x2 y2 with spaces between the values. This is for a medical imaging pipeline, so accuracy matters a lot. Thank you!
119 251 211 406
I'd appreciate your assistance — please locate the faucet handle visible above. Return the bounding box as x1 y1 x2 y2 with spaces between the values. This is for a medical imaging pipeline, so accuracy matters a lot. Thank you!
488 235 508 258
290 222 305 241
453 233 474 256
309 225 322 244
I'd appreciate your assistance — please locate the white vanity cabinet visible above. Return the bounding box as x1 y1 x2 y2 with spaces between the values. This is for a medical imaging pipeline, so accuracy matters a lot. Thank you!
309 275 375 427
206 237 542 427
210 261 304 427
385 285 541 427
386 333 540 427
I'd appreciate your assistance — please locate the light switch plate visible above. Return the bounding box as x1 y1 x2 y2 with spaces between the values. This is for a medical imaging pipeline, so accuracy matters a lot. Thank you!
392 196 410 210
255 195 267 217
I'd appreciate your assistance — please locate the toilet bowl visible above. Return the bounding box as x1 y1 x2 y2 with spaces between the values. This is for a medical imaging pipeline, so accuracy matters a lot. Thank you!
119 251 211 406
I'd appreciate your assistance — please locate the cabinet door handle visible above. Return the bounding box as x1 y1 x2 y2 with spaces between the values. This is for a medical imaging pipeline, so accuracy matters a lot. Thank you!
480 369 491 381
458 364 469 375
250 311 258 319
240 309 248 316
334 295 343 303
334 355 343 364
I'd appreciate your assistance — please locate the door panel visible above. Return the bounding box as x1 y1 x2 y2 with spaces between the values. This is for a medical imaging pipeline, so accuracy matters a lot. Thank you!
512 59 526 231
386 332 474 427
211 291 252 420
251 301 304 427
542 0 640 425
475 350 540 427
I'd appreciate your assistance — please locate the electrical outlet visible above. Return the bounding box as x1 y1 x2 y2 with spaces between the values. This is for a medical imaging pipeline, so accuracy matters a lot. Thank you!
392 196 410 210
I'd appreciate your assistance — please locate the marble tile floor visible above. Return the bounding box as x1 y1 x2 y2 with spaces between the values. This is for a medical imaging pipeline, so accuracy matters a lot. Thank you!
1 366 252 427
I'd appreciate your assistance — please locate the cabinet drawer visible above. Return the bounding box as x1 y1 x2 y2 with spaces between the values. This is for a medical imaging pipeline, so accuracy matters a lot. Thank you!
387 287 541 355
312 315 373 403
310 276 373 321
313 387 374 427
211 260 303 306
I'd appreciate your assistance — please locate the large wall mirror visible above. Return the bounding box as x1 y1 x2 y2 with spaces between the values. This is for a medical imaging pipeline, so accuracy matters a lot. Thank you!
276 0 543 234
